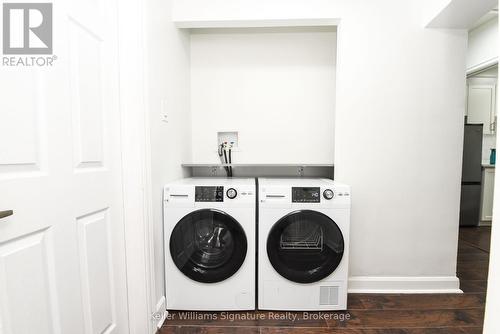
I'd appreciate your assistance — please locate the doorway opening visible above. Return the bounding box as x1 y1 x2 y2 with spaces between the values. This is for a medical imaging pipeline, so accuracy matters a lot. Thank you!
458 7 498 297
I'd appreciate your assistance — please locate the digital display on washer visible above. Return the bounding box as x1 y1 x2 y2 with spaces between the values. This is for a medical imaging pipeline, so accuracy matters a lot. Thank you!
195 186 224 202
292 187 321 203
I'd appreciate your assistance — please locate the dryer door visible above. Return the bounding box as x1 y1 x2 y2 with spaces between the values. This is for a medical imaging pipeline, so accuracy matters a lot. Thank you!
169 209 248 283
267 210 344 283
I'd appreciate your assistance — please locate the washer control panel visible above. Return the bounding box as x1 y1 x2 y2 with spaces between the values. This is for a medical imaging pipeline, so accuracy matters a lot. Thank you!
195 186 224 202
292 187 320 203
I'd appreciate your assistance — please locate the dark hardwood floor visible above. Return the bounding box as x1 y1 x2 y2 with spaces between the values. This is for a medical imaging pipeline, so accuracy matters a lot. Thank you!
160 227 491 334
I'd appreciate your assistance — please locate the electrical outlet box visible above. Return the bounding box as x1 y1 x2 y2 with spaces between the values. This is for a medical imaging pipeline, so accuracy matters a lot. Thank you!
217 131 238 148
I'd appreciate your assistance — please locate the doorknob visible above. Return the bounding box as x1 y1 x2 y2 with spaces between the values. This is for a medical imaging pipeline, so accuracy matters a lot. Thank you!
0 210 13 219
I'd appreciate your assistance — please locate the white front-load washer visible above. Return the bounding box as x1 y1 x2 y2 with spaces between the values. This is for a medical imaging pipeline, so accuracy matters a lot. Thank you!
258 178 350 310
164 178 255 310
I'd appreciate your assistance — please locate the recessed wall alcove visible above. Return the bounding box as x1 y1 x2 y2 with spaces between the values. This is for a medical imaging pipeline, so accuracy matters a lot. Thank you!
180 23 338 170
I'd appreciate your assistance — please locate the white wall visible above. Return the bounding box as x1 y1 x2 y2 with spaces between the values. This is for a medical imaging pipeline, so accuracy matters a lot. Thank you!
143 0 191 321
190 27 336 164
467 17 498 71
174 0 467 292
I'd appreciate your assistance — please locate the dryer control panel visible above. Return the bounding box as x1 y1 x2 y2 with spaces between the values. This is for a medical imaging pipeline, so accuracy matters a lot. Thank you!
259 179 350 209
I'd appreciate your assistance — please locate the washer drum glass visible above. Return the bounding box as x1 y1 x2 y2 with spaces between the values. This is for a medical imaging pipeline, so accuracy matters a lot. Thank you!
170 209 248 283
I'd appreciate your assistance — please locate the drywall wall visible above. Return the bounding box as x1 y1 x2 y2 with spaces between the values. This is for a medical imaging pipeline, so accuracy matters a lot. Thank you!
190 27 336 164
143 0 191 320
174 0 467 292
467 17 498 71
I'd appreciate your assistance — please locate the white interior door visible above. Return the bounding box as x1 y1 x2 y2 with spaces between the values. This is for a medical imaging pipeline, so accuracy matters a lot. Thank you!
0 0 129 333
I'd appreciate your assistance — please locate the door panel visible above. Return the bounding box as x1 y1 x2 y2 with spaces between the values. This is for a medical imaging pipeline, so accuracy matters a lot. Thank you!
0 0 129 333
77 209 117 334
0 229 61 334
68 19 105 170
0 71 47 176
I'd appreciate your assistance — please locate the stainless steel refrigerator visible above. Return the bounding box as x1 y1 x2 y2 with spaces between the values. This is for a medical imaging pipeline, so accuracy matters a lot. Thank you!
459 123 483 226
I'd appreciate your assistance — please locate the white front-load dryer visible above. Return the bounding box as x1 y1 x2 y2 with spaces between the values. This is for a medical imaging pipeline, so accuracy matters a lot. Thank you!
164 178 255 310
258 178 350 310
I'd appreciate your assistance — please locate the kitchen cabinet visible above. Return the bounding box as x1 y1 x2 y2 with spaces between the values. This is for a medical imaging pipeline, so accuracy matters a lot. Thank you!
480 166 495 222
467 84 497 134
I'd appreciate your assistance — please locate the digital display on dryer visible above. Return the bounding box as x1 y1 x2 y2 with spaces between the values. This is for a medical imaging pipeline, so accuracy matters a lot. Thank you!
292 187 320 203
195 186 224 202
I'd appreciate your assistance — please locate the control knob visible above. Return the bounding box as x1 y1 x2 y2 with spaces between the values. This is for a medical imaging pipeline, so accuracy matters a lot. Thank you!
226 188 238 199
323 189 334 200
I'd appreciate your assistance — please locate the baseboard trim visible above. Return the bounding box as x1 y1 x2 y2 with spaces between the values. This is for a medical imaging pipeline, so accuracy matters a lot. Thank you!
348 276 462 294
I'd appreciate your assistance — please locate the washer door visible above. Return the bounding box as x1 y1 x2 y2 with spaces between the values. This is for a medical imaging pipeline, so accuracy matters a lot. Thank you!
267 210 344 283
169 209 247 283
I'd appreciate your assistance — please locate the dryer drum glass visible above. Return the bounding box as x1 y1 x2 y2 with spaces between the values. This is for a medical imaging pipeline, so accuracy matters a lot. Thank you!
267 210 344 283
170 209 248 283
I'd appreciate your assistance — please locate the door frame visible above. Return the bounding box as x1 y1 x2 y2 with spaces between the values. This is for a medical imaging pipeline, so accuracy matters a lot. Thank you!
466 58 499 78
483 62 500 332
116 0 157 333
